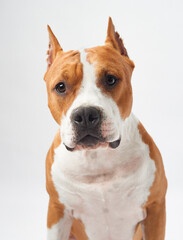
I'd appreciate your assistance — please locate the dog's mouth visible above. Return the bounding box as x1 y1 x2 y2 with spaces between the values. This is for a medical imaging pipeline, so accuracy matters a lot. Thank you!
78 134 102 146
65 135 121 152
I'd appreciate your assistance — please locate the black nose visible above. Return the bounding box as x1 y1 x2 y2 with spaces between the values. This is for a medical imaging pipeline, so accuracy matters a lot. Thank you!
71 107 101 129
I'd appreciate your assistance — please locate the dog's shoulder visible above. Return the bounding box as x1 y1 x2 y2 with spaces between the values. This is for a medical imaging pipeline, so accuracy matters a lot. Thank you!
46 130 61 201
138 122 167 206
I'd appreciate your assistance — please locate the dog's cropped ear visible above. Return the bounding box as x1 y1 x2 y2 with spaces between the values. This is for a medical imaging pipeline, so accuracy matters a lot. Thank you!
105 17 128 58
46 25 63 68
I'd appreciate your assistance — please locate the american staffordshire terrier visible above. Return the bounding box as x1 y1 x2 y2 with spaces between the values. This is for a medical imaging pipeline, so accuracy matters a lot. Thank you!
44 17 167 240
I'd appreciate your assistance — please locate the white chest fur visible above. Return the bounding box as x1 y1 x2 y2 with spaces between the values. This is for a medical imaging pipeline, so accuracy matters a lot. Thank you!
51 114 156 240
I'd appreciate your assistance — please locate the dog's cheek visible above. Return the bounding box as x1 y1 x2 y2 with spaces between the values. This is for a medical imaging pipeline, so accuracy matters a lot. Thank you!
98 97 122 141
47 89 81 125
60 114 76 147
114 83 133 120
59 98 83 147
47 94 64 124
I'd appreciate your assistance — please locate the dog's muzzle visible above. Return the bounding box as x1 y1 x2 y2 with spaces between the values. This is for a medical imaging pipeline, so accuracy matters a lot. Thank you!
72 106 103 143
65 106 121 151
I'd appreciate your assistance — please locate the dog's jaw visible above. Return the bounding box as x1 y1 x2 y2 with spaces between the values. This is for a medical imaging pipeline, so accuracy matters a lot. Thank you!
64 139 121 152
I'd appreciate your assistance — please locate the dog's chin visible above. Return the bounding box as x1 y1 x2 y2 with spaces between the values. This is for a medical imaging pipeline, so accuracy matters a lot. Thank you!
64 137 121 152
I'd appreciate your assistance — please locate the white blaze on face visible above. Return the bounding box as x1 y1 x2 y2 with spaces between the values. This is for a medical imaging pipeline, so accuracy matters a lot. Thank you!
60 49 122 149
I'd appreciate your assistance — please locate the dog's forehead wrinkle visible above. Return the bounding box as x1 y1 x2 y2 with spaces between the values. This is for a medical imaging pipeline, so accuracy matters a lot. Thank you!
67 49 102 108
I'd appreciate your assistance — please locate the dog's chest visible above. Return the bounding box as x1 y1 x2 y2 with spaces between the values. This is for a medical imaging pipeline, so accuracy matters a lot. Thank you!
66 176 146 240
52 137 156 240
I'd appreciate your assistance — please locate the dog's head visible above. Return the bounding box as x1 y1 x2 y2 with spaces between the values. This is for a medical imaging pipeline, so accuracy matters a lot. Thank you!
44 18 135 151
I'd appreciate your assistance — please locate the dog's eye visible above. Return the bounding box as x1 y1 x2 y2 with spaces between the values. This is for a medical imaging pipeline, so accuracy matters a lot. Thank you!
105 75 118 87
55 82 66 94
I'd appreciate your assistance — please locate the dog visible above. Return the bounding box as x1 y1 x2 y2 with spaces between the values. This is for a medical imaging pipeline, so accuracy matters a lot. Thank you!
44 17 167 240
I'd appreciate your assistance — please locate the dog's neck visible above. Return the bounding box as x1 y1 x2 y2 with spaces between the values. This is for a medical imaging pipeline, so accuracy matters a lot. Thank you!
54 113 144 183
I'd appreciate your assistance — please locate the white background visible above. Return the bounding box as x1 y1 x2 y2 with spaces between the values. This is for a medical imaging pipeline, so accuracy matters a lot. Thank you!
0 0 183 239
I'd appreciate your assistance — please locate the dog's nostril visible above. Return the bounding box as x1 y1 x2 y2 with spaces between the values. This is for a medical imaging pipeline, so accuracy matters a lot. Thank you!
74 115 83 123
89 114 98 123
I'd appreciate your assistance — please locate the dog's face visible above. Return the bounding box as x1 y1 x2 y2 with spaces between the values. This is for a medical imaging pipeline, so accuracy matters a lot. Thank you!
44 18 134 151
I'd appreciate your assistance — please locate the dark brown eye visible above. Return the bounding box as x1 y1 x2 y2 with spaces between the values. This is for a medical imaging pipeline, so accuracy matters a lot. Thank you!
55 82 66 94
105 74 118 88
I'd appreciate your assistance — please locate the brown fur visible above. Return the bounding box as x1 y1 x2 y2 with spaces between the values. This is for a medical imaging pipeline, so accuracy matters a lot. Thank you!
44 26 83 124
46 130 64 228
138 122 167 239
105 17 129 57
46 25 63 68
132 122 167 240
44 50 83 124
133 223 143 240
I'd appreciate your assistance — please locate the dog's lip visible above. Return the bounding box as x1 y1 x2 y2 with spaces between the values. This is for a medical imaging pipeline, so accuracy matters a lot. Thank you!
64 137 121 152
77 134 103 146
65 145 75 152
109 138 121 149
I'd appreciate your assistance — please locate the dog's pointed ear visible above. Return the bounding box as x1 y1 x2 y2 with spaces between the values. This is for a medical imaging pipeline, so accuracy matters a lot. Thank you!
46 25 63 68
105 17 128 57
